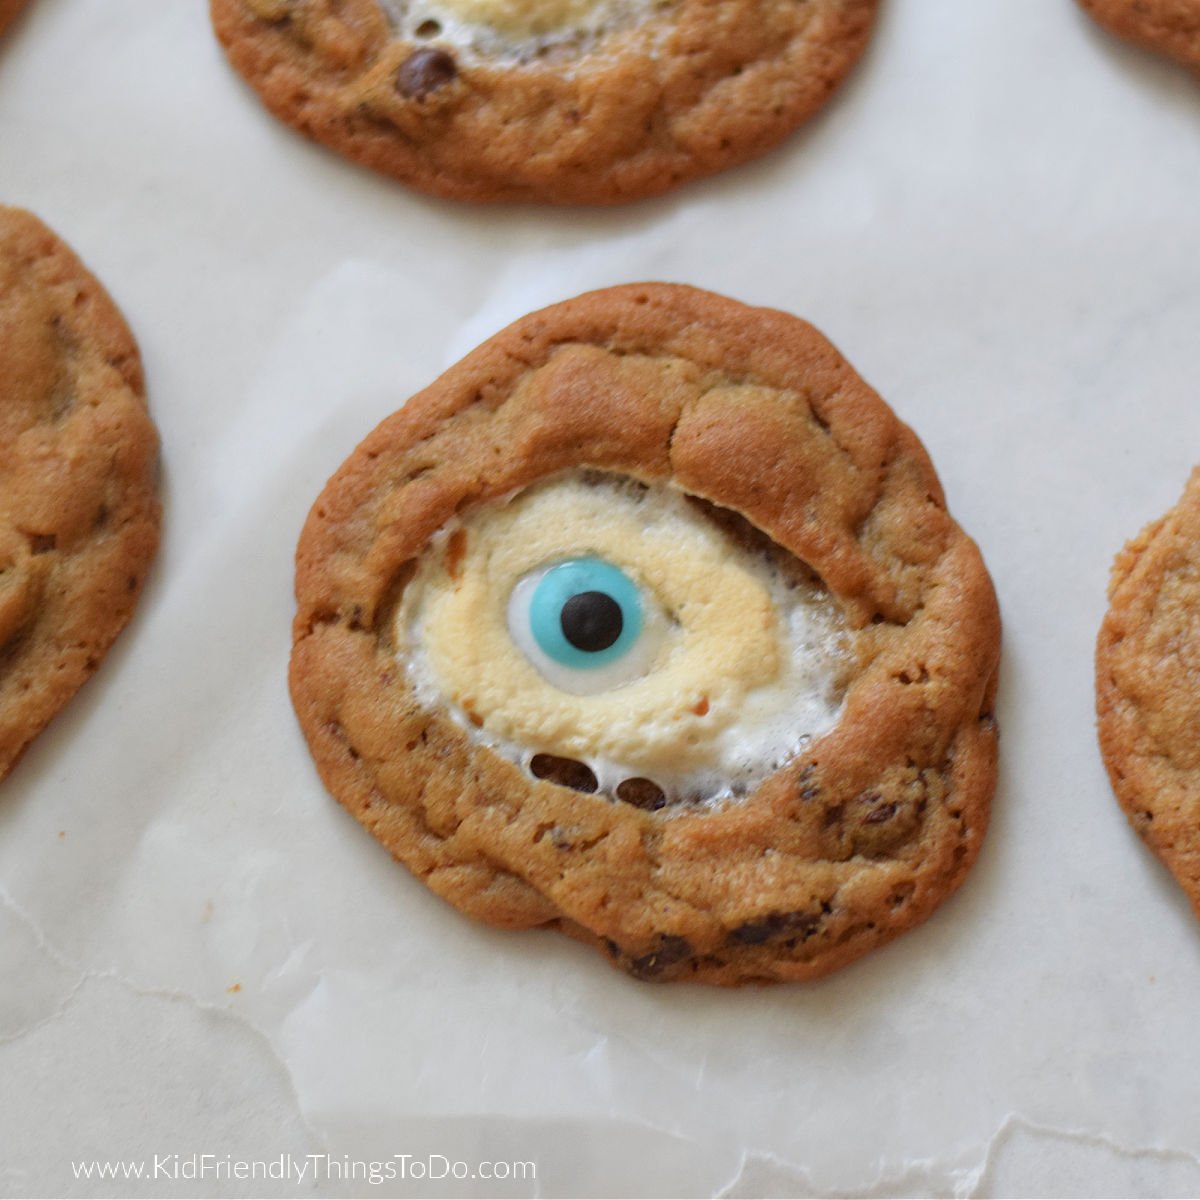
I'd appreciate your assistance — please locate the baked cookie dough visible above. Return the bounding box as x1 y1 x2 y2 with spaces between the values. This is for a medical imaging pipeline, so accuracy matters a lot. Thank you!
1097 469 1200 915
290 283 1001 985
1078 0 1200 71
210 0 880 204
0 208 160 782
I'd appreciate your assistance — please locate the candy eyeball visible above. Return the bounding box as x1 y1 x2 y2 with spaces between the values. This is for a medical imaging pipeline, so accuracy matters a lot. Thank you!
529 558 640 663
507 556 675 695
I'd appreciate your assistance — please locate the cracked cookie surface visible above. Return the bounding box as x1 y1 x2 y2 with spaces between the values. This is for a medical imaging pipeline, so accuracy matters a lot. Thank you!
1097 469 1200 915
290 283 1001 985
0 208 160 782
1078 0 1200 71
210 0 880 204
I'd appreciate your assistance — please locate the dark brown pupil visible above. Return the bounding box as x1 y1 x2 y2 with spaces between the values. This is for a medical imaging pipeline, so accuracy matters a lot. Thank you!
560 591 623 653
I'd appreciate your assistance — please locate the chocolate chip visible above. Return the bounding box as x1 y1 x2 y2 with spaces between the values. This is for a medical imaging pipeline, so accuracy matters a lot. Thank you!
797 765 820 801
857 791 896 824
27 533 56 555
396 48 457 100
630 935 692 978
729 919 775 946
529 754 598 794
615 777 667 811
729 910 824 946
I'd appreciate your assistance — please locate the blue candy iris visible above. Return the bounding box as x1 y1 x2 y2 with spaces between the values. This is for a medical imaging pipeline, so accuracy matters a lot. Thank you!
529 558 643 669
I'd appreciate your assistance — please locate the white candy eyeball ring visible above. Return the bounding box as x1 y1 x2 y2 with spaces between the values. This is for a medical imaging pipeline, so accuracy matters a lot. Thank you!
291 284 1001 985
508 553 657 697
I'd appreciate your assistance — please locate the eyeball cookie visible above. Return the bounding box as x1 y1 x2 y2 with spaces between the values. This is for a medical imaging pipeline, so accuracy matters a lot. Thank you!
1097 469 1200 915
290 284 1001 985
0 208 160 782
1077 0 1200 72
209 0 880 205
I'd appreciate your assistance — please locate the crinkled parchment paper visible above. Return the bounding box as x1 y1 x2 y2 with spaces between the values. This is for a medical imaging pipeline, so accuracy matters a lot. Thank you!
2 0 1200 1195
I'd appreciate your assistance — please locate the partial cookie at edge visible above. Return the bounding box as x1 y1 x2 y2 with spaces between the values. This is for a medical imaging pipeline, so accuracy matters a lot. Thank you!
210 0 881 205
1078 0 1200 71
0 207 160 782
0 0 28 38
1097 468 1200 914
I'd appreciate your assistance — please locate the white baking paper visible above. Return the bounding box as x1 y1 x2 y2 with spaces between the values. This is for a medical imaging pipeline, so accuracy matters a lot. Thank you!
2 0 1200 1195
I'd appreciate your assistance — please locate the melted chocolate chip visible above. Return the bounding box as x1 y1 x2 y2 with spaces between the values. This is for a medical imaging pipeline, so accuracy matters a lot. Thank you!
629 935 692 979
615 777 667 811
729 909 825 946
395 48 457 100
561 590 623 653
529 754 598 794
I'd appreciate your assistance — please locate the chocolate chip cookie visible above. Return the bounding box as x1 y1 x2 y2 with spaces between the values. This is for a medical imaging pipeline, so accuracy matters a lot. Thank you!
1078 0 1200 71
210 0 880 204
290 284 1001 984
0 208 160 782
1097 469 1200 915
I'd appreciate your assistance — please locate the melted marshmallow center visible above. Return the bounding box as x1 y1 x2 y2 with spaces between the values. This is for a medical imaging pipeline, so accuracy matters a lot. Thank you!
396 474 849 803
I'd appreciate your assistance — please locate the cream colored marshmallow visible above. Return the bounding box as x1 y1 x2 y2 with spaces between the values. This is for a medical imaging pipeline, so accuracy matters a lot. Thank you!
425 0 613 38
396 474 848 801
382 0 654 55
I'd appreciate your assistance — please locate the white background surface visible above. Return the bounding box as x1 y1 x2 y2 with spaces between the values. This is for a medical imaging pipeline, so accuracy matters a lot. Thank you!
2 1 1200 1196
